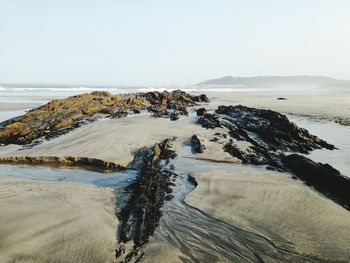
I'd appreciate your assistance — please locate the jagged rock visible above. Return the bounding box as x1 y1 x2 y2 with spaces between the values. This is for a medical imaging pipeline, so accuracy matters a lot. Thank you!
0 92 120 145
197 114 222 129
195 94 209 103
110 111 128 119
187 174 198 187
283 154 350 210
0 156 122 171
148 105 169 118
191 135 205 153
197 105 334 169
0 122 33 144
142 90 208 108
335 117 350 126
196 104 348 211
215 105 334 153
197 108 207 116
170 111 180 121
0 90 209 145
117 139 177 251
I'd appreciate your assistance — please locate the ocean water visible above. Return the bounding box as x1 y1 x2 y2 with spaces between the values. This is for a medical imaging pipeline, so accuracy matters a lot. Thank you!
0 83 269 96
0 109 27 123
289 115 350 178
0 85 349 177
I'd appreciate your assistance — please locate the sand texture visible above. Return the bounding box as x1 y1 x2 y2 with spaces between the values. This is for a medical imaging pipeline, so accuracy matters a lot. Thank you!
0 177 117 263
186 168 350 261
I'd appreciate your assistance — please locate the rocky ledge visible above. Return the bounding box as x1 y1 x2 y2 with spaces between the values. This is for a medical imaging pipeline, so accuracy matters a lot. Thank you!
197 105 350 210
0 90 208 145
335 117 350 126
0 156 122 171
283 154 350 210
198 105 334 166
116 139 177 262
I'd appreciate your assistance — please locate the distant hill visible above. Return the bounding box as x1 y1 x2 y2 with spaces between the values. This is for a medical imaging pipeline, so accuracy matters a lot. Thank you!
197 75 350 88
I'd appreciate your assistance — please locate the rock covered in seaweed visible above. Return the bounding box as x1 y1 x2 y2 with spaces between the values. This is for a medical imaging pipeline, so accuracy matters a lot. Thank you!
0 90 208 145
197 105 335 167
198 105 335 170
0 155 122 171
215 105 334 152
117 138 177 255
196 104 350 210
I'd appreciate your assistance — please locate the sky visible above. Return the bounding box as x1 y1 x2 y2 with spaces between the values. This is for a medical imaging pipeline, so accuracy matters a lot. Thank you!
0 0 349 86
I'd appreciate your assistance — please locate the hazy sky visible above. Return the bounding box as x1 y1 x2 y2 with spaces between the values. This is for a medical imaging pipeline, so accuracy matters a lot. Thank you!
1 0 349 86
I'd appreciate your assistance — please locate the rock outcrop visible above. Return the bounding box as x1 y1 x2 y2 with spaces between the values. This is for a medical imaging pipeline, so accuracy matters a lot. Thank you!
215 105 334 152
117 139 177 258
335 117 350 126
196 108 208 116
283 154 350 210
197 105 335 168
196 104 350 210
0 90 208 145
191 135 205 153
0 156 122 171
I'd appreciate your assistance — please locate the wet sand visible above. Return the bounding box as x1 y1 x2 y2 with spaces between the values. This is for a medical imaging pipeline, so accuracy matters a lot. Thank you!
206 91 350 121
0 177 117 263
0 103 37 112
0 89 350 262
186 168 350 261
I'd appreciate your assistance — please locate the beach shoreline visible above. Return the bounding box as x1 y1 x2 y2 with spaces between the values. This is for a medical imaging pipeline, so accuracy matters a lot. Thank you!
0 89 349 262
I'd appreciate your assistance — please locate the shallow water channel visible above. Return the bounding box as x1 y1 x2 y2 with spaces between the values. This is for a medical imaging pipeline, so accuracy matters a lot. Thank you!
289 115 350 178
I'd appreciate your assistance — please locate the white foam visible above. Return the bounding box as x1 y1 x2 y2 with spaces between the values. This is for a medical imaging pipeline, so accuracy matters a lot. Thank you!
0 84 264 94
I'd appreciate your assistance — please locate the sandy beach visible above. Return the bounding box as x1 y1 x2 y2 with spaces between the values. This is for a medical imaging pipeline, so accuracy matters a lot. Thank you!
2 1 350 261
205 91 350 121
186 168 350 261
0 177 117 263
0 89 349 262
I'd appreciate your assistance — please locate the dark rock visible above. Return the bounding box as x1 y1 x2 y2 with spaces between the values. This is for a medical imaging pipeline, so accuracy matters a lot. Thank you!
215 105 335 152
196 105 335 171
110 111 128 119
277 97 287 100
116 139 177 249
164 194 174 201
223 142 279 166
188 174 198 187
195 104 347 211
170 111 180 121
266 166 277 171
191 135 205 154
197 114 222 129
197 108 208 116
283 154 350 210
148 105 168 118
335 117 350 126
193 94 209 103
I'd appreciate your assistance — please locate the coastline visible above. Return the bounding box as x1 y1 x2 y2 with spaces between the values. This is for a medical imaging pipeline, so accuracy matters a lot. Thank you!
185 168 350 261
0 89 349 262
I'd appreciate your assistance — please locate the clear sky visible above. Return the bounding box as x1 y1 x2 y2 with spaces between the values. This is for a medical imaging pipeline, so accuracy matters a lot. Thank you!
0 0 349 86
